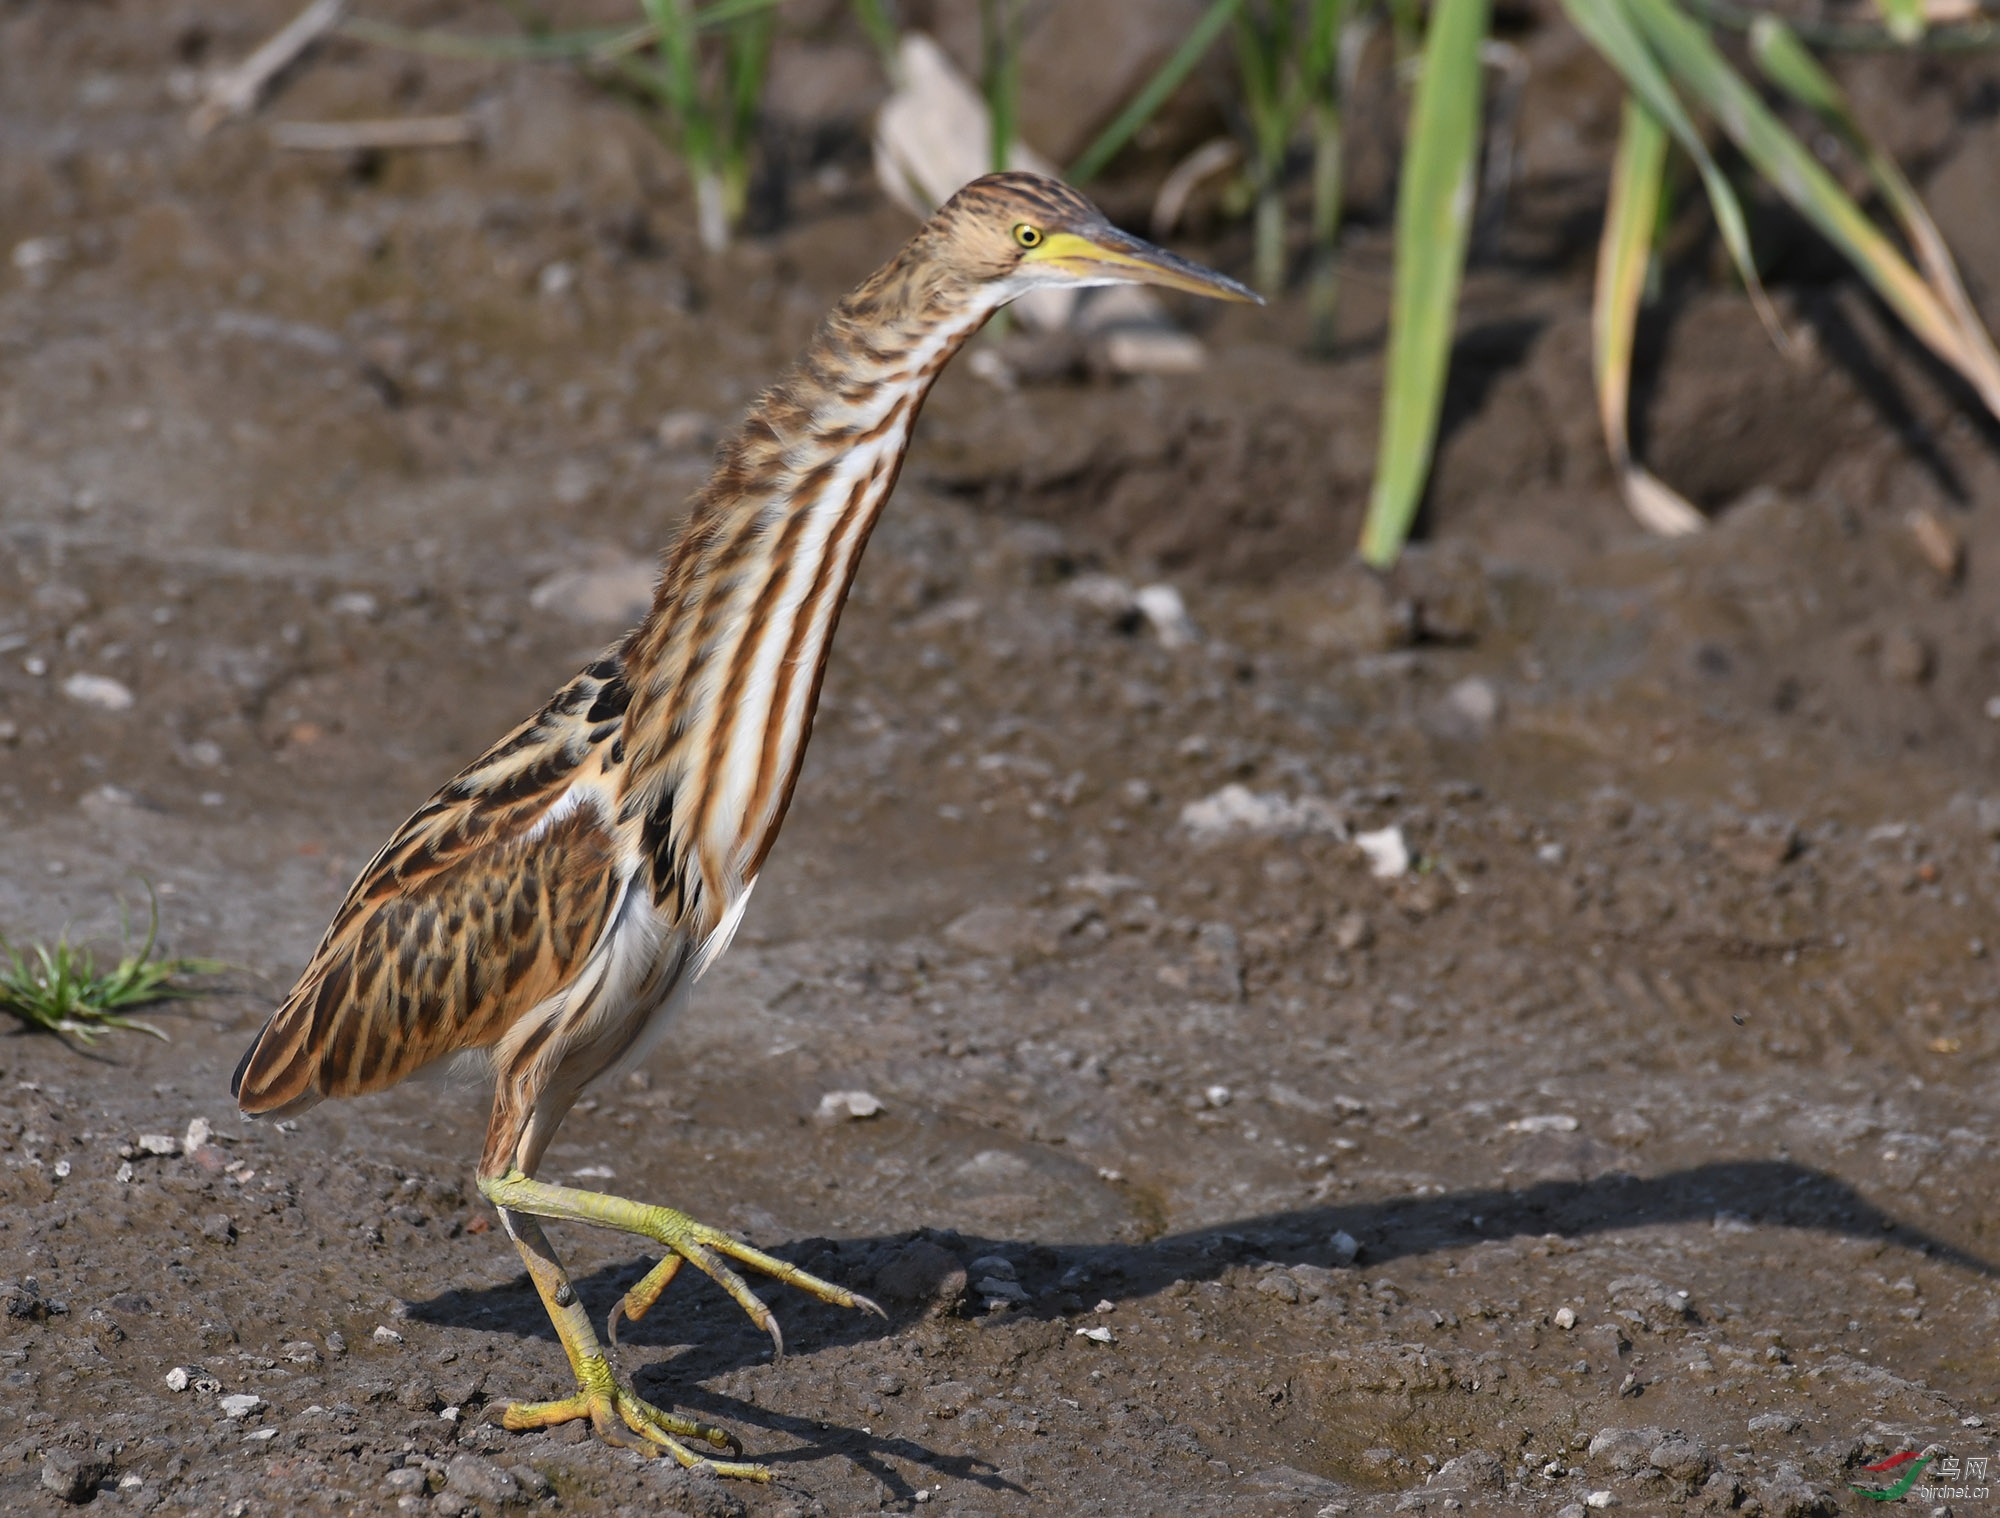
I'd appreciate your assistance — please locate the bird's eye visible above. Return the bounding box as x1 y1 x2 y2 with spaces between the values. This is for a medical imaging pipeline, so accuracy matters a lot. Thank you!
1012 224 1044 249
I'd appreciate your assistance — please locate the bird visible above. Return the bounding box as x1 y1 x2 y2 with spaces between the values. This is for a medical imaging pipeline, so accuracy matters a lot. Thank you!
231 171 1257 1479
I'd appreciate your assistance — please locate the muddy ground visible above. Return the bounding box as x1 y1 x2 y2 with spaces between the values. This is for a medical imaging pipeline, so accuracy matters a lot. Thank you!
5 3 2000 1515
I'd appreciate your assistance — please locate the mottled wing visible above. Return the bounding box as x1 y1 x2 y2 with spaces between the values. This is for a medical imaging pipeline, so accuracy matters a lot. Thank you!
233 656 636 1116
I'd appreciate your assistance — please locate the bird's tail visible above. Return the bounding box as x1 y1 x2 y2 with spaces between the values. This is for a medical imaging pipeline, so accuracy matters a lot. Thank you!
231 992 327 1119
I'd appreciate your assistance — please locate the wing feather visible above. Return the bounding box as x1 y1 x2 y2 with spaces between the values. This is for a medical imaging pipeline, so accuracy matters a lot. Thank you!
233 657 635 1116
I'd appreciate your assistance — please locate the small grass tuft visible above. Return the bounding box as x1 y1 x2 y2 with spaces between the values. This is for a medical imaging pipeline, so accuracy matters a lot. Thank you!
0 890 224 1045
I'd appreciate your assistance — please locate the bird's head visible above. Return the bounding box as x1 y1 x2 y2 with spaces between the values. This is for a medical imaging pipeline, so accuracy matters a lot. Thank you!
926 170 1259 309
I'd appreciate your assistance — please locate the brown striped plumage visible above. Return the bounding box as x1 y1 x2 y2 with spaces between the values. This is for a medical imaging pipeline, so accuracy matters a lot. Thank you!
229 172 1255 1475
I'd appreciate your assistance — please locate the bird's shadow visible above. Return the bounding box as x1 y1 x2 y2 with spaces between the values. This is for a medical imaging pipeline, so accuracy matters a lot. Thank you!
411 1157 1990 1498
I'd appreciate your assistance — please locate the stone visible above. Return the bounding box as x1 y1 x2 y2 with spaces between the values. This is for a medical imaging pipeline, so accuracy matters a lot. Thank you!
942 904 1055 959
1648 1434 1713 1484
444 1454 518 1502
397 1376 441 1412
1133 583 1200 648
1587 1426 1665 1474
198 1213 235 1244
41 1450 111 1504
1180 785 1346 842
1607 1275 1695 1320
1554 1306 1578 1329
1757 1463 1833 1517
1355 825 1410 879
219 1394 263 1418
1906 505 1963 580
1747 1413 1800 1435
1328 1231 1361 1266
873 1241 966 1312
814 1090 884 1122
60 673 134 711
1430 1450 1504 1491
1439 676 1502 738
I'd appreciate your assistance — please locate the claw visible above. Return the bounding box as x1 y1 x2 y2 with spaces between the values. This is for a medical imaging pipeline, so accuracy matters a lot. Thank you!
502 1358 763 1478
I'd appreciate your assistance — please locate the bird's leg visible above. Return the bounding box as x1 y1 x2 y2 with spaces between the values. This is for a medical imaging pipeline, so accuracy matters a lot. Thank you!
481 1169 883 1361
493 1206 770 1479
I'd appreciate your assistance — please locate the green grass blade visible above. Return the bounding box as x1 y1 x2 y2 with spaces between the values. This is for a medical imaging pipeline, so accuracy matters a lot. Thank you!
1557 0 1782 344
1594 95 1705 535
1068 0 1243 184
0 889 221 1043
1874 0 1927 44
1359 0 1490 568
850 0 901 74
1629 0 2000 417
1749 16 2000 394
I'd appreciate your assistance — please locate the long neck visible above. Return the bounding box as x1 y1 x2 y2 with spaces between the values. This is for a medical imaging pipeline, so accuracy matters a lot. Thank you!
617 258 995 921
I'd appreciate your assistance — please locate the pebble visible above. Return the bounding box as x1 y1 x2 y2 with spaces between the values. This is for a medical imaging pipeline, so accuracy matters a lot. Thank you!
219 1393 263 1418
1746 1413 1799 1435
1074 1325 1114 1343
60 673 134 711
966 1254 1016 1281
373 1325 405 1345
1204 1085 1232 1108
165 1367 189 1392
1508 1114 1578 1134
1133 583 1200 648
1333 912 1373 951
1441 676 1502 737
136 1133 177 1156
1554 1306 1578 1329
1355 825 1410 879
1584 1494 1616 1510
1906 506 1963 580
1329 1231 1360 1266
815 1089 884 1121
330 591 379 619
1180 784 1346 841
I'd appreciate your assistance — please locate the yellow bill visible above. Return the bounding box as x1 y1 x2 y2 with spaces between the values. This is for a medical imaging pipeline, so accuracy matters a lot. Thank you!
1025 227 1262 304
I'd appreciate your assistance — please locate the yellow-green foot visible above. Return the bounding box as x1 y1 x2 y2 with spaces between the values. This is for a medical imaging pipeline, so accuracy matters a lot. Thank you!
504 1356 771 1481
480 1170 885 1357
